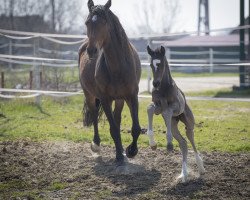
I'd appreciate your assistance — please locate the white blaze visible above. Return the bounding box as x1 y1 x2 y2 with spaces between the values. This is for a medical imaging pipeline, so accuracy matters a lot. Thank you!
153 59 161 71
92 15 97 22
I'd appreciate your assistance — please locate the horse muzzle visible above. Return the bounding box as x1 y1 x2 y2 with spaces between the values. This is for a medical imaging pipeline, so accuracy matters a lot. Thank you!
153 80 160 88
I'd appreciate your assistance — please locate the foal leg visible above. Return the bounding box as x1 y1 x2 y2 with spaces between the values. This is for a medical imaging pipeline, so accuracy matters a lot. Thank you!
171 118 189 182
180 105 205 175
147 103 157 150
162 108 174 151
125 95 141 158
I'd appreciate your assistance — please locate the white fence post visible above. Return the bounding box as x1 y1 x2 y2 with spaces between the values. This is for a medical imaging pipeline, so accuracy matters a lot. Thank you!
209 48 214 73
33 38 41 105
166 47 171 60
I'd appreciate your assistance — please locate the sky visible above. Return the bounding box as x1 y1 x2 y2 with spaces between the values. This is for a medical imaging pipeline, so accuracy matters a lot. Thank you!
84 0 249 36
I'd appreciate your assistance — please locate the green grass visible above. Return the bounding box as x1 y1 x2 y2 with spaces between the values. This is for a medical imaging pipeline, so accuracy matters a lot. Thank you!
185 88 250 98
0 96 249 152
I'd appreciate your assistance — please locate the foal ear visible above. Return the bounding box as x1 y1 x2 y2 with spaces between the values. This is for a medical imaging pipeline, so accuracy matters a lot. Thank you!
147 45 153 56
160 46 165 56
88 0 94 12
104 0 111 10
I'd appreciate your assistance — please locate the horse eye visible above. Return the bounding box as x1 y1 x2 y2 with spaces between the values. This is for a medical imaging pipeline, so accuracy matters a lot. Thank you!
92 15 98 22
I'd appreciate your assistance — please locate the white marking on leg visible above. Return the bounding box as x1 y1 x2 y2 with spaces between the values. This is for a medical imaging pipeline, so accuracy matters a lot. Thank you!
195 152 205 174
147 130 157 147
178 161 188 183
147 103 157 149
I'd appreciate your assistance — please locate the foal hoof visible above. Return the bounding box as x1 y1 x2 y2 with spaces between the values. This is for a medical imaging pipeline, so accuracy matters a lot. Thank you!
91 141 100 153
126 145 138 158
150 144 157 151
167 143 174 152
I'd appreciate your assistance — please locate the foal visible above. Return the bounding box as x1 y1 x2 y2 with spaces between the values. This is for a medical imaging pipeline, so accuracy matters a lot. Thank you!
146 46 205 182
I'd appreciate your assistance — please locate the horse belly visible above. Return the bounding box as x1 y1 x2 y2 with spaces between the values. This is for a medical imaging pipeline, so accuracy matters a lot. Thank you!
79 55 97 95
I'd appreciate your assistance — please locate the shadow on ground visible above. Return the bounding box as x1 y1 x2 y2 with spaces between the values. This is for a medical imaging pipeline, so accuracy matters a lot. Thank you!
93 157 161 197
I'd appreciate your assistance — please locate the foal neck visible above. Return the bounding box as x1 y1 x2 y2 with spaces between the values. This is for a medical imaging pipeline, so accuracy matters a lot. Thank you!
161 57 173 87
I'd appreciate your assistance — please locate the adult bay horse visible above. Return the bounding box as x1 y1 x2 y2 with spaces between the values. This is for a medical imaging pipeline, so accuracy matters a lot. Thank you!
146 46 205 182
78 0 141 165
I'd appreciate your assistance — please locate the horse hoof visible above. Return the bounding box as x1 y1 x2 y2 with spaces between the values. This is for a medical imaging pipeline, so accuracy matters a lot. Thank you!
126 145 138 158
91 141 100 153
167 143 174 152
150 144 157 150
177 174 188 183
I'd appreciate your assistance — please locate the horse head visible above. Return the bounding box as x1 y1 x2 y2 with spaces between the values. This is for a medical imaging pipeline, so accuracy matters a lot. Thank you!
85 0 112 57
147 45 166 89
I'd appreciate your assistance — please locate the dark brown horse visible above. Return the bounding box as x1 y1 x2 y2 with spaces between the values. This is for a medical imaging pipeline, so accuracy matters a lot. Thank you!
78 0 141 165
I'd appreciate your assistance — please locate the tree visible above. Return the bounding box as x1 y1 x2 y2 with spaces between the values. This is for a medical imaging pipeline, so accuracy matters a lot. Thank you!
133 0 180 35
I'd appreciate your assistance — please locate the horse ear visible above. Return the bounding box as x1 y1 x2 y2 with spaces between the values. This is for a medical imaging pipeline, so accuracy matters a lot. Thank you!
104 0 111 10
88 0 94 12
147 45 153 56
160 46 165 56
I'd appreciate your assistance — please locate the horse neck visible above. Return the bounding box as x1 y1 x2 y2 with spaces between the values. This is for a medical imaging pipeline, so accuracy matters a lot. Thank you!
102 32 130 75
160 57 173 89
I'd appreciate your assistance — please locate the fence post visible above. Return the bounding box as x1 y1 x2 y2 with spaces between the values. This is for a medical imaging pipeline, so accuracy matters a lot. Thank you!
1 72 4 88
166 47 171 60
33 38 41 105
29 71 33 89
209 48 214 73
9 39 12 70
40 71 43 90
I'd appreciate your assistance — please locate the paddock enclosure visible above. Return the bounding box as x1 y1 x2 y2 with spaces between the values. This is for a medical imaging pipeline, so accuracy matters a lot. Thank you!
1 4 250 199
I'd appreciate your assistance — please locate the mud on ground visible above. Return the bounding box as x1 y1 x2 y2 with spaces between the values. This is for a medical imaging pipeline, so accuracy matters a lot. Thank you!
0 141 249 200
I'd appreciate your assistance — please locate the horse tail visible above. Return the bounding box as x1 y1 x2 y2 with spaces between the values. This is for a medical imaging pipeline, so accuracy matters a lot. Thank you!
82 99 103 127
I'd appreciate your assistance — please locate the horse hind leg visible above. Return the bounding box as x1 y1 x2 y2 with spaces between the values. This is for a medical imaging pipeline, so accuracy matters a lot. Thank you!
181 105 205 175
83 97 101 153
171 118 188 182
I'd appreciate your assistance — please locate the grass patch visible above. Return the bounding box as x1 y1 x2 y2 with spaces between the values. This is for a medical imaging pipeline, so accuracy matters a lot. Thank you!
186 88 250 98
0 96 249 153
49 181 67 191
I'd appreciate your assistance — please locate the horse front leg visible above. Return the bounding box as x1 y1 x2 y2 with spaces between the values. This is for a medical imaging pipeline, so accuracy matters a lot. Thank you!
162 108 174 151
101 99 124 164
147 102 157 150
125 95 141 158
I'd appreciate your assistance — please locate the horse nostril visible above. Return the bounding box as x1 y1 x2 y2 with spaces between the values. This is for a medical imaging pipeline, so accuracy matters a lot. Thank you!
153 81 160 88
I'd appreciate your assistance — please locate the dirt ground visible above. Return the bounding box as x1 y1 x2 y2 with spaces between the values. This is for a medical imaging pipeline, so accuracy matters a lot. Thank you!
0 140 249 200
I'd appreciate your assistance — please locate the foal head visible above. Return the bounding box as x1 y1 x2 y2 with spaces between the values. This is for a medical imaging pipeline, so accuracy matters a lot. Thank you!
85 0 112 56
147 46 166 89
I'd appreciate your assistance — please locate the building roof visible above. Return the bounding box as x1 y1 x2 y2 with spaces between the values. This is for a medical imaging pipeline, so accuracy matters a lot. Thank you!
154 34 249 47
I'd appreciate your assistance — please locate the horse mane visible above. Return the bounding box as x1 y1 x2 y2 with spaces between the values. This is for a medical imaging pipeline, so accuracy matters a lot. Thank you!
104 9 131 58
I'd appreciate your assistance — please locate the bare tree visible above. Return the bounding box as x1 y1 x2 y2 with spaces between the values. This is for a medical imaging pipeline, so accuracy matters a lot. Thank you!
133 0 180 35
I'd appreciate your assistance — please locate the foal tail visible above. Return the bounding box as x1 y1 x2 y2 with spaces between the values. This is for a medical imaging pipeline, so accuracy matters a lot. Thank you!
82 99 103 127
